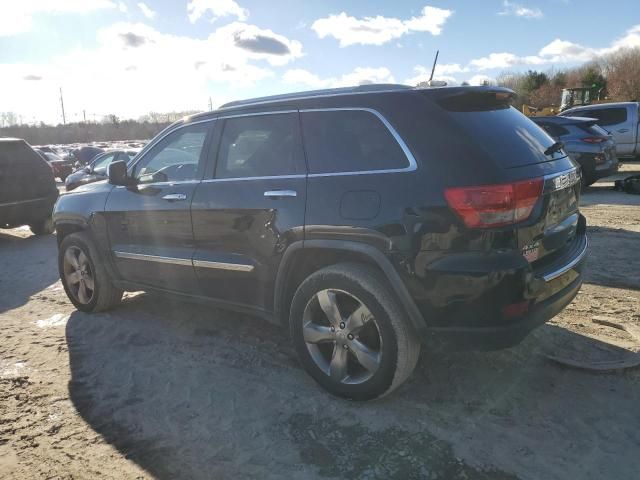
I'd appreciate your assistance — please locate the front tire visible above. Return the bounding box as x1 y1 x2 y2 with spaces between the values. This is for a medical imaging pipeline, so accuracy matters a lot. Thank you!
290 263 420 401
59 232 123 312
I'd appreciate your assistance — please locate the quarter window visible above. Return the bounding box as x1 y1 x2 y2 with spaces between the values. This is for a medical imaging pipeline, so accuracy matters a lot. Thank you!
215 113 301 179
300 110 409 174
133 123 209 183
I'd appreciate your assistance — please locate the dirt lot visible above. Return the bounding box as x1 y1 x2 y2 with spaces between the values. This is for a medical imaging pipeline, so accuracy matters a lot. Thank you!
1 165 639 480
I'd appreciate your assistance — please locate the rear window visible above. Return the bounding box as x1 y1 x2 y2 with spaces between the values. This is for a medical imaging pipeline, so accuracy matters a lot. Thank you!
0 140 43 167
538 123 569 138
443 106 562 168
300 110 409 174
575 107 627 126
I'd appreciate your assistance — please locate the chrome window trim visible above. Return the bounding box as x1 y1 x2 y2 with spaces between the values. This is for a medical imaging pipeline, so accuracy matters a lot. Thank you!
114 250 255 272
114 179 201 189
128 117 217 174
113 251 193 267
300 107 417 177
192 260 255 272
542 236 588 282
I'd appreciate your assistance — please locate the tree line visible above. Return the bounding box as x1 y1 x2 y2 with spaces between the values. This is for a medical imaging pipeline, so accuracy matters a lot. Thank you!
0 111 200 145
497 47 640 109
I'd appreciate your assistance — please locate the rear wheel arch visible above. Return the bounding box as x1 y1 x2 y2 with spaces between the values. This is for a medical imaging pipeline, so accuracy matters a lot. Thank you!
274 240 427 337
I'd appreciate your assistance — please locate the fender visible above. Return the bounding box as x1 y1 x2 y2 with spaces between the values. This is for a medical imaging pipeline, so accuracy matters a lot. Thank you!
274 239 428 337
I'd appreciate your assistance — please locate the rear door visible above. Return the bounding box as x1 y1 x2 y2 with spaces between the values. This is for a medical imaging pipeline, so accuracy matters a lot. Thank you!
104 121 213 292
191 110 307 312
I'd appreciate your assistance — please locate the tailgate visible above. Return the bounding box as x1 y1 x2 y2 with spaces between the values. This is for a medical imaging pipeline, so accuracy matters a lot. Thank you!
517 167 582 267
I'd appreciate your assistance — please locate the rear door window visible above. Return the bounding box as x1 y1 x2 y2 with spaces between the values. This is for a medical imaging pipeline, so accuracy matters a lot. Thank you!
300 110 409 174
579 108 627 126
215 112 303 179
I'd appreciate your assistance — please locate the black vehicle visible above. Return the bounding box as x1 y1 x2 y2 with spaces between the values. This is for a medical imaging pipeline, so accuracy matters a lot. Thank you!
65 150 139 191
531 116 619 186
1 138 58 234
53 85 587 400
70 146 104 167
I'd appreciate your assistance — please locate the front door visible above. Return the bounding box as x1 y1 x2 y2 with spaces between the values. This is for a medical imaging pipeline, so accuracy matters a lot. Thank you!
104 121 214 292
191 111 307 312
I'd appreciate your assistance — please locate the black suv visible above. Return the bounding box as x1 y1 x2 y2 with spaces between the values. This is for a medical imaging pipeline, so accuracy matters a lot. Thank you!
1 138 58 234
53 85 587 400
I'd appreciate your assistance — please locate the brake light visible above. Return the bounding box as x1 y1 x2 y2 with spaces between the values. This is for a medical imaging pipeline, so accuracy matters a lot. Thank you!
444 178 543 228
581 137 606 144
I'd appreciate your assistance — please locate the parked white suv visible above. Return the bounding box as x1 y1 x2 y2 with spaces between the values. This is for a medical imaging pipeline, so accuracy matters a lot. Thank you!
560 102 640 159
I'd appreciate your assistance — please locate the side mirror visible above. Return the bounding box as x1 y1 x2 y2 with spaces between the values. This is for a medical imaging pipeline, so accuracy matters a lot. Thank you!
108 160 133 186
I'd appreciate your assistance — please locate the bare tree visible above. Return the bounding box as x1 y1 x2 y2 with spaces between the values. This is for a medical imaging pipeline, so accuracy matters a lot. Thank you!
603 47 640 101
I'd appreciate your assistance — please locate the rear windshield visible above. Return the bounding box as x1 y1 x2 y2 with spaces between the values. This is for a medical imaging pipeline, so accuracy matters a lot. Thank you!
0 140 43 167
442 106 563 168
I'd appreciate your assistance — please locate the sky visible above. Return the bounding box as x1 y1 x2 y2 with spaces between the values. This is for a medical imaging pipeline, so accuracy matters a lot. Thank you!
1 0 639 125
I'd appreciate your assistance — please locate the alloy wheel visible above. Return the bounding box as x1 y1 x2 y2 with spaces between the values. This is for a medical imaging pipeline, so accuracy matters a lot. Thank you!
63 246 95 305
302 289 382 384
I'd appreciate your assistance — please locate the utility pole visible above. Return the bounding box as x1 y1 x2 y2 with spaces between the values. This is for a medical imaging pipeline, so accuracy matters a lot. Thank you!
83 110 86 122
59 87 66 125
208 96 213 111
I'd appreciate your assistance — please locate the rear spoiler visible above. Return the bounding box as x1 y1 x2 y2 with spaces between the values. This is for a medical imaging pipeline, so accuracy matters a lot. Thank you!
425 87 516 112
535 115 599 126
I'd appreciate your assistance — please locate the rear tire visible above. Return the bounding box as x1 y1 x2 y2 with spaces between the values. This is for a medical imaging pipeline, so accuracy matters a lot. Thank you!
29 218 54 235
290 262 420 401
59 232 123 312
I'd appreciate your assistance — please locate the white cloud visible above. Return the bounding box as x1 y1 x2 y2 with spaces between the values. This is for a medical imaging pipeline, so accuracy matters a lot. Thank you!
467 24 640 72
468 74 496 86
137 2 156 19
118 1 128 13
0 20 303 123
311 5 453 47
0 0 116 36
498 1 543 19
404 64 466 85
187 0 248 23
283 67 395 89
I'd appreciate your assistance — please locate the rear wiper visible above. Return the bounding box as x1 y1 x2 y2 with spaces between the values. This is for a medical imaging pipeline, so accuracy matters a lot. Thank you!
544 141 564 156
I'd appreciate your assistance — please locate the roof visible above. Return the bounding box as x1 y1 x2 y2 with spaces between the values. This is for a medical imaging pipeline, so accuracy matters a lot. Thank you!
219 84 414 109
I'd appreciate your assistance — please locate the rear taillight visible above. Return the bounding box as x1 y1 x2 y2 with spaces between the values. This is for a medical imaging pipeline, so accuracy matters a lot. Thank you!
581 137 606 144
444 178 543 228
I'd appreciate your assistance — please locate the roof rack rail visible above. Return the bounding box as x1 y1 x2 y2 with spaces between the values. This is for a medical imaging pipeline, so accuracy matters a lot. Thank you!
219 84 413 110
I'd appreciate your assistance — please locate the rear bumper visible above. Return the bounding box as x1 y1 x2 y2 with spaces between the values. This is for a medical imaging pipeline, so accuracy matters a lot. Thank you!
578 153 619 181
0 193 58 228
427 241 586 350
413 225 588 351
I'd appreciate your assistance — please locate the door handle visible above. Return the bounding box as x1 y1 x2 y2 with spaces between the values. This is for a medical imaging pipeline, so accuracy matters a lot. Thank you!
264 190 297 198
162 193 187 201
617 128 630 133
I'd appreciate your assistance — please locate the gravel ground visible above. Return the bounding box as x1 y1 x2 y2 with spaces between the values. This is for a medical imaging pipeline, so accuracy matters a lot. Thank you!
1 165 640 480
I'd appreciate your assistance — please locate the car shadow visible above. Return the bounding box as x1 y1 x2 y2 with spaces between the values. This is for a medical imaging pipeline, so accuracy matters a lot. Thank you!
584 225 640 291
66 293 640 479
0 230 60 313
